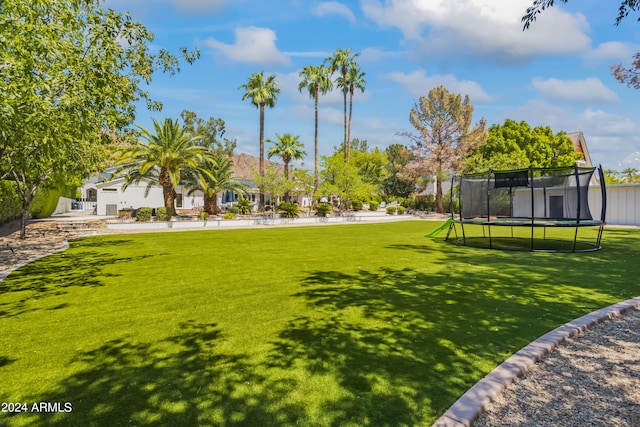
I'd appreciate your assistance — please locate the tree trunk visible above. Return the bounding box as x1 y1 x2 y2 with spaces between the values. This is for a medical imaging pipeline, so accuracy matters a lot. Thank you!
343 86 348 161
436 177 444 213
19 200 29 240
259 103 265 211
314 84 319 196
204 194 218 215
158 167 175 217
283 160 290 202
347 88 353 161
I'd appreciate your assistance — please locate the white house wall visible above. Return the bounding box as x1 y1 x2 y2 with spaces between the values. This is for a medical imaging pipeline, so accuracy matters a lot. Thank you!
95 182 165 215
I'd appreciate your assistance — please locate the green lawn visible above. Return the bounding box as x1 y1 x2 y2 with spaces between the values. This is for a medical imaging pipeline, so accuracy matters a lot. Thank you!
1 221 639 426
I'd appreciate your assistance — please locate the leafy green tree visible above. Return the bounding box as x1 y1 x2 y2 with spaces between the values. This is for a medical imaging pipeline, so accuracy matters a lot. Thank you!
253 165 292 215
523 1 639 89
351 145 388 188
185 154 247 215
326 48 361 160
463 119 581 173
115 118 212 217
319 152 377 209
180 110 236 156
604 169 624 184
239 72 280 211
290 168 316 214
404 85 487 213
382 144 415 198
298 65 333 191
0 0 198 237
267 134 307 201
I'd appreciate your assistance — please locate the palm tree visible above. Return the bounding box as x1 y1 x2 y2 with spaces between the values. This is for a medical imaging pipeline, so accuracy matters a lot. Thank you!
622 167 639 183
298 64 333 194
267 133 307 201
325 48 360 160
345 66 366 160
239 71 280 211
115 118 211 217
185 154 247 215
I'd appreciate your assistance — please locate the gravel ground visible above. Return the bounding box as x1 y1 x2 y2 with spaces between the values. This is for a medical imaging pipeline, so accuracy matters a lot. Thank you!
474 307 640 427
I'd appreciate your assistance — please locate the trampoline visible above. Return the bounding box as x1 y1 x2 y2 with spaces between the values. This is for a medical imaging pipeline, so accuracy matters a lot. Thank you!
445 165 606 252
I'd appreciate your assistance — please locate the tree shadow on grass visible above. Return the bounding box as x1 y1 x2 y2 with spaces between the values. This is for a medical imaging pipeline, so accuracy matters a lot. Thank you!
0 247 162 319
9 321 305 427
265 245 640 425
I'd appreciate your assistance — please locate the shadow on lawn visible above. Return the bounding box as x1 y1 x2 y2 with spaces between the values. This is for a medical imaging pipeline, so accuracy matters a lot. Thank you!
6 228 640 426
15 321 305 427
263 235 640 425
0 247 160 319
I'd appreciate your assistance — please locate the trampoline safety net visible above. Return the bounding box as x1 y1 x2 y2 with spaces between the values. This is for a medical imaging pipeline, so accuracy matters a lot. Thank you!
458 166 601 222
447 165 607 252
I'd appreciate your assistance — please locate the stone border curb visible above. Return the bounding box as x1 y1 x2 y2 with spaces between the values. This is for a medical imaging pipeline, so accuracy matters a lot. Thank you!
0 241 69 283
432 295 640 427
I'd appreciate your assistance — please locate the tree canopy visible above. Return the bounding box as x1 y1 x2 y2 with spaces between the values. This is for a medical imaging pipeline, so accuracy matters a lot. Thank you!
0 0 198 237
180 110 236 156
462 119 582 173
404 85 486 213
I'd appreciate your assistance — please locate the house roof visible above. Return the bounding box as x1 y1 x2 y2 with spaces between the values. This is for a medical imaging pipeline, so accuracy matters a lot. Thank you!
566 132 593 167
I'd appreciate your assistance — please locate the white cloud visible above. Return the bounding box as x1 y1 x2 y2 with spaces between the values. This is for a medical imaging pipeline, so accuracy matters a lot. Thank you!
361 0 591 63
532 77 619 104
384 69 491 103
586 41 640 63
201 27 290 66
313 2 356 24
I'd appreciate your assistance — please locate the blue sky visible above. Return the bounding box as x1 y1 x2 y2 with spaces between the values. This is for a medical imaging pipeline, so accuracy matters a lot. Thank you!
104 0 640 172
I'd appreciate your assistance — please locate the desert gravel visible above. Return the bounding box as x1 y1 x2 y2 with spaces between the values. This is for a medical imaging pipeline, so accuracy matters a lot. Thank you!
474 307 640 427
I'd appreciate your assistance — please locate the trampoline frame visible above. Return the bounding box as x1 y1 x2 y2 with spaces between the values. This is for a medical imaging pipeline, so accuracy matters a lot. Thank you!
446 164 607 252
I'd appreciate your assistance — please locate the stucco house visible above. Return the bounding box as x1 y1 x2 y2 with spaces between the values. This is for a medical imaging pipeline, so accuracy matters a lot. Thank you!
67 153 310 216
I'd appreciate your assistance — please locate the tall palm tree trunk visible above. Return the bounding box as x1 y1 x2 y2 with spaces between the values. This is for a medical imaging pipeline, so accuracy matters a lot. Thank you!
347 90 354 161
204 194 218 215
283 160 290 202
159 167 176 217
259 103 265 211
342 87 348 161
314 84 319 197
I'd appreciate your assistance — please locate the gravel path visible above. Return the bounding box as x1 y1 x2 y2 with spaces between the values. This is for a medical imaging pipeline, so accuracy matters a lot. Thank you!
473 307 640 426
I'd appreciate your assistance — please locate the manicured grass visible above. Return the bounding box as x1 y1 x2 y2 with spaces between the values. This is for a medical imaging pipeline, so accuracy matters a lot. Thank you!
1 221 639 426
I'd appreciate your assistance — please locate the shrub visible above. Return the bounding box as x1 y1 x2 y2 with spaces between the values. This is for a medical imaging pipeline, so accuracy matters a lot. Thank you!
0 180 22 225
397 206 406 215
236 197 252 214
226 205 239 215
315 203 333 217
368 201 379 211
223 212 235 220
136 207 152 222
386 206 397 215
199 211 209 221
278 202 300 218
29 187 61 219
156 207 170 221
351 200 363 211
